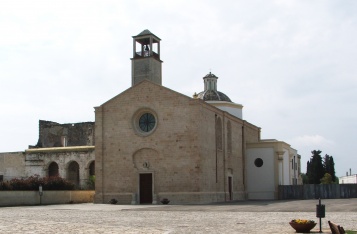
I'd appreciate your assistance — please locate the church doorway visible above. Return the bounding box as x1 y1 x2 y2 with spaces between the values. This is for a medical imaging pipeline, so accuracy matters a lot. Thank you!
139 173 153 204
228 176 233 200
67 161 80 188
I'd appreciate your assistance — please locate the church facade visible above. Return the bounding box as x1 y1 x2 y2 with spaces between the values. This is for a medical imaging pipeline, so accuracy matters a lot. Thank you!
94 30 302 204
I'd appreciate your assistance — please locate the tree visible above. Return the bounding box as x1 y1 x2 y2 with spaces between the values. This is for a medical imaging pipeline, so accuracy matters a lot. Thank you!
323 154 336 182
320 173 333 184
301 173 309 184
306 161 311 183
306 150 325 184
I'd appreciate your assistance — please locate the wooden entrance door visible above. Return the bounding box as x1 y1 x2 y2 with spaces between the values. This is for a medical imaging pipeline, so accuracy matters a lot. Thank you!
139 173 153 204
228 176 233 200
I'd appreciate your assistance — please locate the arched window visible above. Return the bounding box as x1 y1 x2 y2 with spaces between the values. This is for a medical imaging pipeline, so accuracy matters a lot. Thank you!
67 161 80 188
89 161 95 176
227 121 232 154
88 161 95 189
216 117 222 150
48 162 59 177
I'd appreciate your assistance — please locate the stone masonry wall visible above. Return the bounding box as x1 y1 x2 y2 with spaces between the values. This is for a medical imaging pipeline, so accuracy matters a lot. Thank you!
95 81 261 204
25 148 95 189
30 120 95 148
0 152 25 181
96 81 207 204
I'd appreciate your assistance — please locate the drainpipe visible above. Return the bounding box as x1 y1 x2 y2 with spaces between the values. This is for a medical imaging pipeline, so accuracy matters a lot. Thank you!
100 106 105 203
242 124 245 196
215 114 218 183
293 155 296 185
223 112 226 201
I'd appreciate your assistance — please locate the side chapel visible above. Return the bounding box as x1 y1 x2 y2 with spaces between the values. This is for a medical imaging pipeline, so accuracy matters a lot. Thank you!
94 29 302 204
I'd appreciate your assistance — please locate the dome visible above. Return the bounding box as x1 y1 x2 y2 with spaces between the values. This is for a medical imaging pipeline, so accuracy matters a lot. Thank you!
195 72 232 102
203 72 218 79
197 90 232 102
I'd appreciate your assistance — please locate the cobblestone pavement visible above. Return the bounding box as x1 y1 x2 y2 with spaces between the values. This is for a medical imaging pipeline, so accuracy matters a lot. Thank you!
0 199 357 233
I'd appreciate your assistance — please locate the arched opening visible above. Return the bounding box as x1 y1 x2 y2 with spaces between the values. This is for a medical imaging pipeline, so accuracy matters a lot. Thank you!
89 161 95 176
48 162 59 177
67 161 80 188
88 161 95 189
227 121 232 154
216 117 222 150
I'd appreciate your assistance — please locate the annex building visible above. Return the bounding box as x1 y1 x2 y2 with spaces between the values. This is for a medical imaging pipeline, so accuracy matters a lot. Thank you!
0 30 302 204
0 120 95 189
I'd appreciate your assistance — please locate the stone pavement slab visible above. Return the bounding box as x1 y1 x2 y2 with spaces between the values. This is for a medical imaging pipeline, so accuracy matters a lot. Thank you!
0 199 356 233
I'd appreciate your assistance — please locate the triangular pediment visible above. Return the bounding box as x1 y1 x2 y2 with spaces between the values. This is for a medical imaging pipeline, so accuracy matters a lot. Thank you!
97 80 193 108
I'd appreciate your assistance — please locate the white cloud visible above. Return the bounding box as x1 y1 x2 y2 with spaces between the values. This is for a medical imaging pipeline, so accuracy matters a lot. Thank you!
291 135 335 149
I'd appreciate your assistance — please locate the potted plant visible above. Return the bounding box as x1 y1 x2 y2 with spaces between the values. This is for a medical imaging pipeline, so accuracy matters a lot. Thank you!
109 198 118 204
160 198 170 205
289 219 316 233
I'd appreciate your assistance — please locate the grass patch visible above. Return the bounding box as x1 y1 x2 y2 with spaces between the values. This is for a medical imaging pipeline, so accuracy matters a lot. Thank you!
346 231 357 234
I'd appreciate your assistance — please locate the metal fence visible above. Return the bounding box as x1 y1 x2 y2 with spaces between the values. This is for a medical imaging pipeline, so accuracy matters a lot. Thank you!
278 184 357 200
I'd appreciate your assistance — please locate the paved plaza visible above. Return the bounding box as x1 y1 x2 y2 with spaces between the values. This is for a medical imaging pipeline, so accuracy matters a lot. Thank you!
0 199 356 233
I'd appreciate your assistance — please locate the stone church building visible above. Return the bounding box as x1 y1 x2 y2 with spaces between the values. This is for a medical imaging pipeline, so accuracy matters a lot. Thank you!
0 30 301 204
94 30 302 204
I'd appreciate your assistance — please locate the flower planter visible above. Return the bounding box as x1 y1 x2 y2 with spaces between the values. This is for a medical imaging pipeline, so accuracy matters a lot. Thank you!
289 222 316 233
160 198 170 205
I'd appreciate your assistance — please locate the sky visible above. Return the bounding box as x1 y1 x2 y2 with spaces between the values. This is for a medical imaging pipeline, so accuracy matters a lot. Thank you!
0 0 356 177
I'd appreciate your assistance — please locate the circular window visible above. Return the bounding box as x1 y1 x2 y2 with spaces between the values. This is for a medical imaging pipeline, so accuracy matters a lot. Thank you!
254 158 263 167
133 109 158 136
139 113 156 132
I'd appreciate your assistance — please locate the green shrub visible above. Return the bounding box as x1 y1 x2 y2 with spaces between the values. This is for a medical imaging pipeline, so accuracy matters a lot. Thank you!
87 175 95 189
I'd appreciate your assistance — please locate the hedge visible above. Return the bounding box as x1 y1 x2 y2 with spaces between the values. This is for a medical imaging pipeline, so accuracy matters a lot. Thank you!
0 175 75 191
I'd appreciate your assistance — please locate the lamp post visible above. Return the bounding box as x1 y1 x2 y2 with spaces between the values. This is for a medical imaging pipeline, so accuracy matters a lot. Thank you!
316 198 325 233
39 185 43 205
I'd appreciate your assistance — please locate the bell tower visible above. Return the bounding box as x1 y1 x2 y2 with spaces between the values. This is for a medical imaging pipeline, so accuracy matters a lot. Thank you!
131 29 162 86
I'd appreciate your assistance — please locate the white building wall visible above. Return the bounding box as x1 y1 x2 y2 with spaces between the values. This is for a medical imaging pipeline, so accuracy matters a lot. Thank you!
278 160 283 185
289 149 299 185
283 150 290 185
339 175 357 184
207 101 243 119
246 147 275 199
213 105 242 119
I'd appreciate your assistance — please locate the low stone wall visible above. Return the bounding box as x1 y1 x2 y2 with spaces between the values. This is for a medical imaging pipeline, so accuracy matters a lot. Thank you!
0 190 95 207
278 184 357 199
